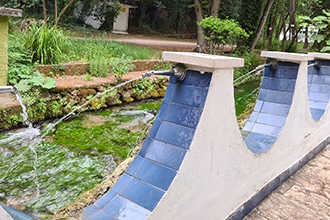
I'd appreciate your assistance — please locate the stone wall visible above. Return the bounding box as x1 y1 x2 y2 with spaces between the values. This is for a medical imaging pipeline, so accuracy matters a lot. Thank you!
0 76 168 131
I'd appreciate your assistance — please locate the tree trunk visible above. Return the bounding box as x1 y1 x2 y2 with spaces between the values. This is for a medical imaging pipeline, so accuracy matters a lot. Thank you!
211 0 221 17
303 26 309 49
250 0 275 52
194 0 205 51
42 0 47 23
289 0 296 41
55 0 76 26
55 0 58 20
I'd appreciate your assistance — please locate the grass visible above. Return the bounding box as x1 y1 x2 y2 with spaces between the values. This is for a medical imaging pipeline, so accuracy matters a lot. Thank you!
64 38 162 62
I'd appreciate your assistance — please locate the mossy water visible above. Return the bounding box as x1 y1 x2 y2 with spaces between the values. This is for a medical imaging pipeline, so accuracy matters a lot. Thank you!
0 99 162 217
0 78 259 218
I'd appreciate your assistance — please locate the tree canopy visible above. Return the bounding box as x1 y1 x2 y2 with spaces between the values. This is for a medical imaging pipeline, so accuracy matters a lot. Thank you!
2 0 330 53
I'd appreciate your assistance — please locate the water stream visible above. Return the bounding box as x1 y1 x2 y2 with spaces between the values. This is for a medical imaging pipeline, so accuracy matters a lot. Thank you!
0 71 260 217
0 75 153 216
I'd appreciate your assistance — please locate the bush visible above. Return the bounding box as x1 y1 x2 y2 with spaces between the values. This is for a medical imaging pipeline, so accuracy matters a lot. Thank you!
198 17 249 54
22 23 68 64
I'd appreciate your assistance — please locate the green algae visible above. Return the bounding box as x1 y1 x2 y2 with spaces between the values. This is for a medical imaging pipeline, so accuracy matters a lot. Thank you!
52 117 145 158
0 142 115 215
0 99 161 216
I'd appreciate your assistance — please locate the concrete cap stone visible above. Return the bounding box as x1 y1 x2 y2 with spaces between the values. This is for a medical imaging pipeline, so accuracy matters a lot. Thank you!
308 52 330 60
0 206 13 220
0 8 22 17
261 51 313 63
162 52 244 71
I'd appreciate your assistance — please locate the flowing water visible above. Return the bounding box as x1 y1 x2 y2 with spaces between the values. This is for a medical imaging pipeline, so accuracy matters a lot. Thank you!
0 76 159 217
0 71 260 217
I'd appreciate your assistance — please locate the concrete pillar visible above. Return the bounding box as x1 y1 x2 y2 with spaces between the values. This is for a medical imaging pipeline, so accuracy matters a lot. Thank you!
0 8 22 86
0 16 9 86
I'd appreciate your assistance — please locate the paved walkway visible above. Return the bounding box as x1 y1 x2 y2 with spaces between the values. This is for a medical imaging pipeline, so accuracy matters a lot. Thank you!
245 145 330 220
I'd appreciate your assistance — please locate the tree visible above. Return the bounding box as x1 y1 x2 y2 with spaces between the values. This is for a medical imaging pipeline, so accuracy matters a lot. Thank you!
238 0 265 46
194 0 221 50
54 0 77 26
198 16 249 54
249 0 275 51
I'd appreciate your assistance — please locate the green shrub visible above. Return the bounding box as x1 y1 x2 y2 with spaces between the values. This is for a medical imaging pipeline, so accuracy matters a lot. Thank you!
22 24 68 64
198 17 249 54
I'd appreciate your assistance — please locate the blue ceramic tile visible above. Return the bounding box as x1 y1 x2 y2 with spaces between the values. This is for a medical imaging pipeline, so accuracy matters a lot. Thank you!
264 90 293 105
145 140 187 170
253 101 263 112
261 102 290 116
111 174 132 194
309 100 328 109
260 77 270 89
266 78 296 92
309 83 330 93
156 102 169 120
82 205 99 219
162 84 175 102
257 89 267 101
243 121 254 132
138 137 153 157
252 123 281 137
95 191 117 209
310 108 325 121
276 66 299 79
120 178 165 211
244 139 264 154
172 86 208 108
245 132 277 153
103 195 150 220
264 63 298 79
155 122 195 149
125 156 144 176
164 103 203 128
86 210 115 220
307 74 313 83
256 113 286 127
177 70 212 87
318 59 330 66
311 75 330 84
147 119 161 138
248 111 259 123
133 159 177 190
308 92 329 102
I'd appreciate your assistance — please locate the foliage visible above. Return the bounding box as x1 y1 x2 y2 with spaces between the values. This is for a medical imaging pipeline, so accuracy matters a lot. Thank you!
299 9 330 52
66 38 161 62
22 23 68 64
232 47 263 86
8 33 57 92
88 58 110 77
0 0 40 12
109 55 135 79
237 0 265 44
7 35 34 85
198 16 249 54
133 79 154 95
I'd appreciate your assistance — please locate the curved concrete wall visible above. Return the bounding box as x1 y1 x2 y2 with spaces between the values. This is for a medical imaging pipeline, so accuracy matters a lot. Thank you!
82 51 330 219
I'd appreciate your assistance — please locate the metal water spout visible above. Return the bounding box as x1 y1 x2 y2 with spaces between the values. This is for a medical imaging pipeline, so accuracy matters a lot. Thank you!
142 64 187 81
0 85 18 94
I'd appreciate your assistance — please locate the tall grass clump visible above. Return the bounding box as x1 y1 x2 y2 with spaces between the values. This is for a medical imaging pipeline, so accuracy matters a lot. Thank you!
67 38 161 61
22 24 68 64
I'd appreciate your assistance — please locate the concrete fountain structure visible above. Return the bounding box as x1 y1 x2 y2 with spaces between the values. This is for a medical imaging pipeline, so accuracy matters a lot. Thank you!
2 50 330 219
81 51 330 219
